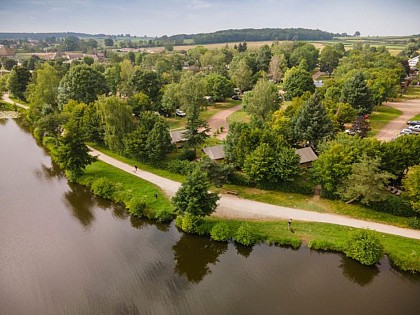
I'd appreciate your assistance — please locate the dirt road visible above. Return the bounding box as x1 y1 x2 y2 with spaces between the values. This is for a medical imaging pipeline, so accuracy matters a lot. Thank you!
376 98 420 141
207 104 241 140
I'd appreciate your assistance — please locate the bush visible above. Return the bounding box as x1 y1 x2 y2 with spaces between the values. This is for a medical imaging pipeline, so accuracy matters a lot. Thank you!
163 159 195 176
180 213 202 233
210 222 231 241
154 208 175 222
127 197 147 217
388 251 419 273
344 229 384 266
407 217 420 230
175 215 183 229
369 195 415 217
195 220 214 236
234 223 255 246
91 177 117 199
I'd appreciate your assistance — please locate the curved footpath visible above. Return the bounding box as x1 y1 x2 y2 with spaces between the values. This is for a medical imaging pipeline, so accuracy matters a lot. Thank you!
89 147 420 240
1 93 29 110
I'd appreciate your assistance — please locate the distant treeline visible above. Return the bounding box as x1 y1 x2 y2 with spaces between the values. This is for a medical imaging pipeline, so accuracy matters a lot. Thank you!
162 28 341 44
0 32 145 40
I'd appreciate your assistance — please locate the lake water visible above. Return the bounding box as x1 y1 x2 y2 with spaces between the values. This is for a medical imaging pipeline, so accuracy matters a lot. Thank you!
1 118 419 315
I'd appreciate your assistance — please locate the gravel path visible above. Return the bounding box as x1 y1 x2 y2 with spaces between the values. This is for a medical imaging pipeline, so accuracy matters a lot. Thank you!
375 97 420 141
1 93 29 110
88 146 420 240
207 105 241 140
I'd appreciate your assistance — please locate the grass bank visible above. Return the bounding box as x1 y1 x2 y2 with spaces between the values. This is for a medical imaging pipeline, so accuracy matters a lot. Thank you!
74 158 420 273
369 105 402 135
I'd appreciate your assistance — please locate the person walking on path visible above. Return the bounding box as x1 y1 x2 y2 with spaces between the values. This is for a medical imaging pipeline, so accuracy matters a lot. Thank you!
134 165 138 172
288 218 292 230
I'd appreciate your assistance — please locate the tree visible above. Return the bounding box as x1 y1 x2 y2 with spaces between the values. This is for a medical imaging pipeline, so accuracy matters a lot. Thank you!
345 229 383 266
319 45 342 76
179 74 209 157
27 63 61 113
58 64 109 106
338 155 394 205
96 96 135 153
172 167 219 217
7 65 31 100
128 92 153 115
242 77 280 122
354 31 361 37
204 73 234 101
341 72 372 114
104 38 114 46
55 117 95 181
2 58 17 70
199 156 234 187
243 143 300 185
403 165 420 213
0 74 9 97
229 58 252 92
145 118 173 162
83 56 94 65
289 43 319 71
161 82 181 116
293 93 333 147
268 53 287 82
129 69 162 103
104 65 121 95
283 66 315 100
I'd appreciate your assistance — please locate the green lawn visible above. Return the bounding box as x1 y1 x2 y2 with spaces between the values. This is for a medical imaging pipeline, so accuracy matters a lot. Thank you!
369 105 402 135
227 109 250 124
223 184 411 228
409 114 420 121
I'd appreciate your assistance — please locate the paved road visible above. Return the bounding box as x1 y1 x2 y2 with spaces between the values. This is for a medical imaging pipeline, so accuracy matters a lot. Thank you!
1 93 29 110
376 97 420 141
207 105 241 140
89 146 420 240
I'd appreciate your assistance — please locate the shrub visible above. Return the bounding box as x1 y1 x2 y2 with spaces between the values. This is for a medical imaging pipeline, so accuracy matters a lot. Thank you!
195 220 214 236
369 195 415 217
127 197 147 217
210 222 231 241
163 159 195 175
154 208 175 222
91 177 117 199
344 229 384 265
234 223 255 246
181 213 201 233
175 215 183 229
407 217 420 230
388 251 419 273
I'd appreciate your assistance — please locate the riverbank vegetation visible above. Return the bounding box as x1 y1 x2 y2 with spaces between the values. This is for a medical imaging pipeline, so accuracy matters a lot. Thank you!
2 33 420 272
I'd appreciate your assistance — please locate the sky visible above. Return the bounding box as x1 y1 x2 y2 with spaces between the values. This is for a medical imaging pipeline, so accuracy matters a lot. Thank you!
0 0 419 37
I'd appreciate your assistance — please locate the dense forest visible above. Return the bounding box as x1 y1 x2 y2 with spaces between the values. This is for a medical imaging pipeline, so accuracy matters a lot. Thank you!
163 28 340 44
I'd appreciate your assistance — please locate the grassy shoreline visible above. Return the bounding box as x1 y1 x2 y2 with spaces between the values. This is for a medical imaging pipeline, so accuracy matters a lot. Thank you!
74 157 420 273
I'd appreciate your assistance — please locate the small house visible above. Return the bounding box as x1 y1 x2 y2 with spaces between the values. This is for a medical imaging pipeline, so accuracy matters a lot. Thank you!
0 45 15 58
170 129 187 147
295 147 318 168
202 144 225 161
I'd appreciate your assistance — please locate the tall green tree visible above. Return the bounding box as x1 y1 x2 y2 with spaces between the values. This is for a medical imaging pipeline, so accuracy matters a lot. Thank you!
293 93 333 147
289 43 319 71
96 96 135 153
319 45 342 76
129 69 162 103
7 66 31 100
268 53 287 83
55 117 95 181
58 64 109 106
172 167 219 217
204 73 234 101
283 66 315 100
338 155 394 205
229 58 252 92
341 72 373 114
242 77 280 122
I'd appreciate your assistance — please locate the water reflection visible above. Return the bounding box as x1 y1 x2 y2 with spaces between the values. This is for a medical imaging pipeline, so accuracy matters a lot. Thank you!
35 162 66 180
173 233 228 283
339 256 379 287
64 183 97 228
235 242 254 258
113 302 141 315
130 216 170 232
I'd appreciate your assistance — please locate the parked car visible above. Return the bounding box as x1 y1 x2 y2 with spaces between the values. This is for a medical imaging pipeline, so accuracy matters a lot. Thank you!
407 120 420 126
408 125 420 132
231 95 241 100
175 109 186 117
400 128 417 135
